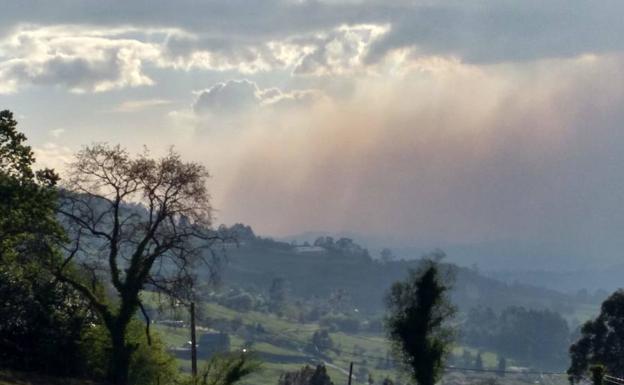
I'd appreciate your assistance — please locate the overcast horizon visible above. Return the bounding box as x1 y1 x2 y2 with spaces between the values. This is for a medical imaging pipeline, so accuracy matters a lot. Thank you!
2 1 624 270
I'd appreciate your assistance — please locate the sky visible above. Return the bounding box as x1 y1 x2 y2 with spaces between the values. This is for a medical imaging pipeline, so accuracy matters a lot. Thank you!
2 1 624 269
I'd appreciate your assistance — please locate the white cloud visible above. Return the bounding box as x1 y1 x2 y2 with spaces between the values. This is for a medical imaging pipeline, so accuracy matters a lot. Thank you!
160 34 296 74
0 23 395 93
193 80 261 114
0 25 160 93
114 99 172 113
193 79 323 115
158 24 391 76
33 142 73 171
292 24 389 76
4 1 624 67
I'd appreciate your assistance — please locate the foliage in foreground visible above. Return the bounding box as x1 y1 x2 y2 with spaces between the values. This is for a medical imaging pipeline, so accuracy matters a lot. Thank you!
569 290 624 382
385 258 456 385
278 365 333 385
55 142 221 385
180 351 262 385
0 109 95 377
81 320 178 385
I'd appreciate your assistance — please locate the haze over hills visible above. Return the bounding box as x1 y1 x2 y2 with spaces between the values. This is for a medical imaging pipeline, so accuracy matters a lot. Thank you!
219 225 598 318
278 230 624 294
6 1 624 384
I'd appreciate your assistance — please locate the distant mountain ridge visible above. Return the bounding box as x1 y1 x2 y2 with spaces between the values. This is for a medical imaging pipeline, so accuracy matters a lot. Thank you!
279 230 622 292
212 226 596 318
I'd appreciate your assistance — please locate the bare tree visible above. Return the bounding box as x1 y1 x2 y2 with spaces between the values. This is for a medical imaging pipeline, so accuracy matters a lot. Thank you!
55 144 222 385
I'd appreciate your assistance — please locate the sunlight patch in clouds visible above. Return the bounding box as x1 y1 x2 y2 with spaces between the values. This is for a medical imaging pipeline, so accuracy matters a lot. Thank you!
0 25 160 93
0 23 393 93
193 79 325 115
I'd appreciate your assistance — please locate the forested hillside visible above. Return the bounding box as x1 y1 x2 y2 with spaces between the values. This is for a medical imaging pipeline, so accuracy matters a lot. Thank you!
214 225 595 318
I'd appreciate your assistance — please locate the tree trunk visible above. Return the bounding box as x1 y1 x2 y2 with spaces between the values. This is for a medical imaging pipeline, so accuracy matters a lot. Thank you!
103 287 141 385
109 323 133 385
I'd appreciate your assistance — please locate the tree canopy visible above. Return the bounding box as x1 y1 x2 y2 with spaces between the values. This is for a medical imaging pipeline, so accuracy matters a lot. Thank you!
385 259 456 385
0 110 93 377
569 290 624 382
0 109 63 262
55 143 222 384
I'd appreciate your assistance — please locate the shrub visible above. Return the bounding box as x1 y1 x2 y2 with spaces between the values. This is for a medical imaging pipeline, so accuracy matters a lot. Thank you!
319 315 361 333
81 319 178 385
0 263 95 377
179 351 261 385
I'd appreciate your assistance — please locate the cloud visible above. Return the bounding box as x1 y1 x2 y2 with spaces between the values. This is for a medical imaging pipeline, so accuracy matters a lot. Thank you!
33 142 73 171
3 1 624 66
160 33 297 74
293 24 388 76
6 1 624 270
159 23 391 76
193 79 323 115
260 88 325 109
195 53 624 268
0 23 388 93
193 80 261 114
0 25 159 93
114 99 172 113
10 0 623 95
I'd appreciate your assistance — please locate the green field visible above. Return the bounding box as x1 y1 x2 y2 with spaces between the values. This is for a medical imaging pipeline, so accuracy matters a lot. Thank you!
151 300 513 385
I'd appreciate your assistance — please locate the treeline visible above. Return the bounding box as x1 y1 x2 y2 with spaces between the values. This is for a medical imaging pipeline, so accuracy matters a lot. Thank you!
462 306 570 370
213 232 584 316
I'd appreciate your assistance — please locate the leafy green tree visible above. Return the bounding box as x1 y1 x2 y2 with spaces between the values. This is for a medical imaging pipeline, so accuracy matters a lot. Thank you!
0 110 93 377
310 329 334 354
569 290 624 382
0 263 94 376
182 351 261 385
0 109 63 262
497 306 569 369
82 320 178 385
590 365 605 385
55 144 222 385
278 365 334 385
269 277 287 313
463 305 569 370
385 259 456 385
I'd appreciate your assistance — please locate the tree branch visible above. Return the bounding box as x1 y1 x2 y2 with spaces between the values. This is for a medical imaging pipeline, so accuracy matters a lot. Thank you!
138 300 152 346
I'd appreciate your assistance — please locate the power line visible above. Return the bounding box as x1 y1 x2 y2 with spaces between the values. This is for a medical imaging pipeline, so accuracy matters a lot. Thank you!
320 332 569 376
243 324 568 377
605 375 624 385
314 346 568 376
444 366 566 376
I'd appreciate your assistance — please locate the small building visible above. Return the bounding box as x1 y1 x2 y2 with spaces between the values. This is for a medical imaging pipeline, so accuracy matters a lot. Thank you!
197 331 231 358
168 330 231 361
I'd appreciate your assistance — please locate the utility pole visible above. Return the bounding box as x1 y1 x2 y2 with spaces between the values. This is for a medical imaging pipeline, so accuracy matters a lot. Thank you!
348 362 354 385
191 301 197 377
